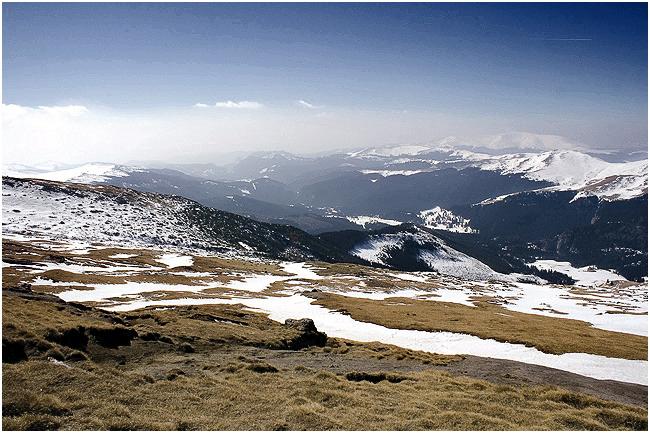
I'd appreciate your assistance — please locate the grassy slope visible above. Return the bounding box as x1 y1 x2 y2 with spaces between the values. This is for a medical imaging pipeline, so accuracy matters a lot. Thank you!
309 292 648 360
3 239 647 360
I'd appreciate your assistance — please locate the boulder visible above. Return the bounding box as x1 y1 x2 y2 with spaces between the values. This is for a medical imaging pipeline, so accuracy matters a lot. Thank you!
283 318 327 349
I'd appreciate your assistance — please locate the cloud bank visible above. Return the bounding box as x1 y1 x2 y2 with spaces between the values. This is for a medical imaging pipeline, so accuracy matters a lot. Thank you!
479 132 585 151
2 103 643 166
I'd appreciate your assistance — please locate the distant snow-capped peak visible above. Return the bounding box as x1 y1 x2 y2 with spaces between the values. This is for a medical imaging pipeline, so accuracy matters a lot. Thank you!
351 142 647 201
475 150 647 200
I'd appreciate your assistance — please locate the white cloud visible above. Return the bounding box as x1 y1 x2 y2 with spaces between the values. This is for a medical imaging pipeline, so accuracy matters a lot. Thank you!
296 99 320 109
193 103 210 108
2 103 492 165
480 132 584 151
213 100 263 109
3 104 89 122
435 132 585 152
3 103 634 166
36 105 89 116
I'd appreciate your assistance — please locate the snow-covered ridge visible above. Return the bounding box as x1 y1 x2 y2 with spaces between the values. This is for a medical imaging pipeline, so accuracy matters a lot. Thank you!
360 169 425 177
346 215 402 228
348 144 432 158
346 143 647 201
418 207 476 233
476 150 648 200
3 162 138 184
442 148 647 201
2 177 229 252
350 227 498 280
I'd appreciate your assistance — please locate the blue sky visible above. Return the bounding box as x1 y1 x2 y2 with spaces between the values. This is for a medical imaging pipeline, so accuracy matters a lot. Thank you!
2 3 648 163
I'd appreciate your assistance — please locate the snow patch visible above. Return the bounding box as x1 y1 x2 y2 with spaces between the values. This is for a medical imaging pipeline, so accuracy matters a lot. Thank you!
346 215 402 228
530 260 626 287
360 169 424 177
107 293 647 385
418 207 475 233
157 254 194 268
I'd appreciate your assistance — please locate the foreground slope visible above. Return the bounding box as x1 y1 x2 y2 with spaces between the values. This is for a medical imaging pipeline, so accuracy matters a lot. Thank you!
2 245 647 430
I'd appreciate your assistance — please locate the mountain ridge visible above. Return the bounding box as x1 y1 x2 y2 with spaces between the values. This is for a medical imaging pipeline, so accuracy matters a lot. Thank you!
1 176 359 264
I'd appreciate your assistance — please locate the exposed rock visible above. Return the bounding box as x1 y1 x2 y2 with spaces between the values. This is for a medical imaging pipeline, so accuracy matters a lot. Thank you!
45 326 88 351
88 326 138 348
283 318 327 349
178 342 195 353
2 338 27 363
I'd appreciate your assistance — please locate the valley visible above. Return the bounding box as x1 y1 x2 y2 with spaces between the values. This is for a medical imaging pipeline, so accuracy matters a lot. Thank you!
7 144 647 280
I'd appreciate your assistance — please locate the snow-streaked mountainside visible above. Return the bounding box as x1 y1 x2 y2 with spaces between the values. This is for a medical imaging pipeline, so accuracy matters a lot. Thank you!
5 146 646 204
476 150 648 201
1 177 356 263
3 146 645 282
348 146 647 202
2 176 541 282
348 225 518 281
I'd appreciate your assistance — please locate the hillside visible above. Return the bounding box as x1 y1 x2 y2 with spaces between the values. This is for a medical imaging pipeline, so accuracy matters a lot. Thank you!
1 177 356 263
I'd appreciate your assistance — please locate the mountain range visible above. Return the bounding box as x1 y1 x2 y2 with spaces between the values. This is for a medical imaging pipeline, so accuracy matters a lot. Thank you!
4 144 647 281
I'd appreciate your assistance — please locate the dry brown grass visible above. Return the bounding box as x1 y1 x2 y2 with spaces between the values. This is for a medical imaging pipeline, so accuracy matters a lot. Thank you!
309 292 648 360
4 358 647 431
321 338 463 366
309 261 447 291
3 292 113 338
29 284 96 294
191 255 287 275
309 261 380 278
85 247 162 267
2 267 36 289
39 269 128 284
2 239 74 263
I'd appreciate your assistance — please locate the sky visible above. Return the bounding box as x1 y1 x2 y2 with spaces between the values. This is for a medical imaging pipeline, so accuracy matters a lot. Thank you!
2 2 648 165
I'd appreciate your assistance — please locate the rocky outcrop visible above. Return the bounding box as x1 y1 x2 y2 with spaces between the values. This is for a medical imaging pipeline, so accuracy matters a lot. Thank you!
283 318 327 349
